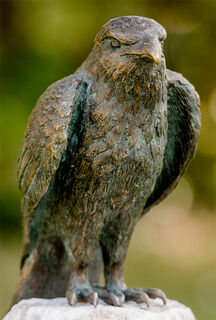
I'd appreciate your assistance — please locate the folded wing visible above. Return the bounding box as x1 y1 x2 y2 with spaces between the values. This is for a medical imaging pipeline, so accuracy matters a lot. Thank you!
18 75 82 218
143 69 201 213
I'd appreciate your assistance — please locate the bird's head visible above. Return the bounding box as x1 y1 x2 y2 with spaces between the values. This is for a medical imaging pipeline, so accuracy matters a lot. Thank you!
80 16 167 106
94 16 166 67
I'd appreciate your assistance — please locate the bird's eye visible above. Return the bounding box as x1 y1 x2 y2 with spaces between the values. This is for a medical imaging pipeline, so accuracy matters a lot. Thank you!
111 38 121 48
158 36 165 45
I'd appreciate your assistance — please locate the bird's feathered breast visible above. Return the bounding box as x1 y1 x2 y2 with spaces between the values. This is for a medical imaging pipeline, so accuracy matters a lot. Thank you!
75 59 168 208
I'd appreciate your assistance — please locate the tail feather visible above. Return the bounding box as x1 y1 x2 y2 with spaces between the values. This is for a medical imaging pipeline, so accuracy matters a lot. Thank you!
11 236 69 306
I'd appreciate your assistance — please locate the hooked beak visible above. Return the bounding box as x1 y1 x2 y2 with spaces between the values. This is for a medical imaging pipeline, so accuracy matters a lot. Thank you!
123 39 162 64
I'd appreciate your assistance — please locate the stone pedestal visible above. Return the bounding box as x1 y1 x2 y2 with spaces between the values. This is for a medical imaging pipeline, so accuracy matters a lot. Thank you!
4 297 196 320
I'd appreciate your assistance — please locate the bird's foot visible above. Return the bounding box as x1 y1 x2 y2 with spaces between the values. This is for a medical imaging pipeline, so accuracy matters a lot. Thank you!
66 283 98 307
93 285 167 307
66 268 166 307
123 287 167 306
93 285 126 306
66 269 98 307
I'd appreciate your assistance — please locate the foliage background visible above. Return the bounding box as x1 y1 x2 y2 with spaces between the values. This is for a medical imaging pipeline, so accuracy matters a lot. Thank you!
0 0 215 319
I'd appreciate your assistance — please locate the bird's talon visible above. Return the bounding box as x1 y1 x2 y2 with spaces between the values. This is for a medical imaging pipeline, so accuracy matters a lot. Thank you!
144 288 167 305
111 289 125 304
92 292 98 308
143 292 150 307
66 290 77 306
66 283 99 307
93 286 124 306
124 288 150 306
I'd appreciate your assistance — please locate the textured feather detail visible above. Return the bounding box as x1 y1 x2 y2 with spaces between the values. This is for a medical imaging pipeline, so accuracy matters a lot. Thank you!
143 69 201 213
18 75 82 217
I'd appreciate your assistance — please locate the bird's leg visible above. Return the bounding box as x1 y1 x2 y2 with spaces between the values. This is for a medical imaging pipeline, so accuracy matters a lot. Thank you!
92 214 132 306
95 214 167 307
93 262 126 306
66 265 98 307
101 248 167 307
87 244 104 287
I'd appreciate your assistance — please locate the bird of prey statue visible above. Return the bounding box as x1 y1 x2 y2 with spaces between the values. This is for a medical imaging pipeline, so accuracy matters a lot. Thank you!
12 16 200 308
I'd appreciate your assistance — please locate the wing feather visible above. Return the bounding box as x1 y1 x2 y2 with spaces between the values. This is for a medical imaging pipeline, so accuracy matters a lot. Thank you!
18 75 82 217
143 69 201 213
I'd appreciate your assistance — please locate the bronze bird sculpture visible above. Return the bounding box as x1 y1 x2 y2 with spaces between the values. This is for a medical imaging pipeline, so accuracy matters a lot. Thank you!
12 16 200 307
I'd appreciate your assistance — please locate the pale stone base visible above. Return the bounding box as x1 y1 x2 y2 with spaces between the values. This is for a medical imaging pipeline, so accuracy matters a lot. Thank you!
4 297 196 320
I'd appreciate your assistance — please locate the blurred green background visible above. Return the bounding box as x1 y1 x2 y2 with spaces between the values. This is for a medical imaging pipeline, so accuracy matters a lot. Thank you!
0 0 216 319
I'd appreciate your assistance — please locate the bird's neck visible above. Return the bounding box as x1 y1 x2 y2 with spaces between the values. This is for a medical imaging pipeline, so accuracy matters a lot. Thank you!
77 50 166 114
